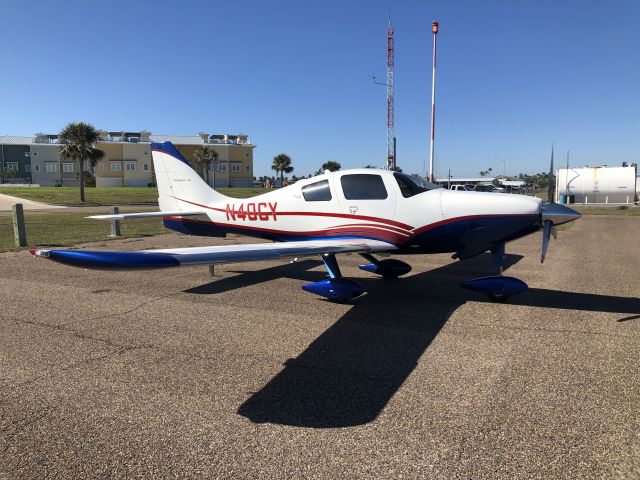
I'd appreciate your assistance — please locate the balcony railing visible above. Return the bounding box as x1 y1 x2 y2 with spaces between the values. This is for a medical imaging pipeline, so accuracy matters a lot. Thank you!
33 137 60 144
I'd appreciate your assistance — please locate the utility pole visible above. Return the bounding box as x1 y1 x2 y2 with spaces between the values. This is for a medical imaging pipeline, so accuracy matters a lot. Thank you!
428 20 439 182
565 150 570 199
494 156 506 177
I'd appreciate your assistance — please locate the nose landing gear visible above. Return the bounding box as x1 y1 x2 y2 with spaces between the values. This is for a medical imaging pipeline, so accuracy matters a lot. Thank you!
460 243 528 302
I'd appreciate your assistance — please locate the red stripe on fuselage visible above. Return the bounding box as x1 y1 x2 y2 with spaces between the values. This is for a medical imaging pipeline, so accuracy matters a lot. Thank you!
163 216 406 243
171 196 414 231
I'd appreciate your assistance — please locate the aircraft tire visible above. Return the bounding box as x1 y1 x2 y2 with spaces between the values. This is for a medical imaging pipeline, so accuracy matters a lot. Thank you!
487 292 511 303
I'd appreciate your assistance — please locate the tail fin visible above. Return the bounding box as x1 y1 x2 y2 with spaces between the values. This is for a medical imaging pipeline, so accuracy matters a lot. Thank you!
151 142 227 211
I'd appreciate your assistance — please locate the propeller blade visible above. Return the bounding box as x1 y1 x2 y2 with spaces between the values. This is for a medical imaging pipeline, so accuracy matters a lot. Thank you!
541 220 552 263
547 145 555 203
551 225 558 240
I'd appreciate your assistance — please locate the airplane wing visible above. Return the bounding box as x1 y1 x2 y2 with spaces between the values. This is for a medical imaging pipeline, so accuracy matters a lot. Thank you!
29 238 396 269
87 210 206 220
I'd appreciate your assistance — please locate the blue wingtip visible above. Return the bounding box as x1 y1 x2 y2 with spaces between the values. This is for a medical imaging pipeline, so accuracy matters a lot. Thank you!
46 250 180 269
150 141 189 165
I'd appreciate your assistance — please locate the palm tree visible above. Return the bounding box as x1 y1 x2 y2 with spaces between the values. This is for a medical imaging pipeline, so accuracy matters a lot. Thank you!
271 153 293 187
321 161 341 172
88 147 104 186
193 146 217 186
58 122 104 202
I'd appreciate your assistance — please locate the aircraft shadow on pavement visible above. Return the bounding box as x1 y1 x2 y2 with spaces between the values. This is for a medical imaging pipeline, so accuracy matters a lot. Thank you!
184 260 325 294
188 253 640 429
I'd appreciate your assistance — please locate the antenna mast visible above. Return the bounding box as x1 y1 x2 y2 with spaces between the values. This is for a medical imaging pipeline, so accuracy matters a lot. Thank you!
387 18 395 170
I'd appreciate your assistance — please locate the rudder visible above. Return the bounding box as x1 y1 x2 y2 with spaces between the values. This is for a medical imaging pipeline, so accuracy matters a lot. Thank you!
151 141 226 211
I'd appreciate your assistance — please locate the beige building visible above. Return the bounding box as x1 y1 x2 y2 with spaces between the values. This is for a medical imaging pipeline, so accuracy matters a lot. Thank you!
1 130 256 188
95 131 255 188
155 133 255 188
95 131 153 187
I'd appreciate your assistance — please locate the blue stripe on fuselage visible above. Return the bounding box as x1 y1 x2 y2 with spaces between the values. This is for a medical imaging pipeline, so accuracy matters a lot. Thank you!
163 214 540 253
398 214 540 254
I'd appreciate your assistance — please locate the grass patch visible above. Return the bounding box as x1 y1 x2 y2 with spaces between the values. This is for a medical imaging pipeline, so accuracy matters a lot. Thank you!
571 205 640 216
0 208 165 250
0 187 158 206
556 222 574 232
0 186 272 206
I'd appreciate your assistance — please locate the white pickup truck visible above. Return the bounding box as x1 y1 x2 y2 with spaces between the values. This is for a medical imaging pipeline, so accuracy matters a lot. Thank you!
449 184 470 191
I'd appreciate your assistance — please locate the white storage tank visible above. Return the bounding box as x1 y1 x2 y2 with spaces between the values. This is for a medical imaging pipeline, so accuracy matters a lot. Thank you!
556 166 637 204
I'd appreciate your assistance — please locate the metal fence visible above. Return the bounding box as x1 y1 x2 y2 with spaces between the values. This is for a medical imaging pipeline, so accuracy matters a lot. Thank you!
0 178 37 186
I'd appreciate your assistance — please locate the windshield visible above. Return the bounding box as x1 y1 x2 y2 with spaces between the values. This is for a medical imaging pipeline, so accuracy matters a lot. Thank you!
393 172 442 198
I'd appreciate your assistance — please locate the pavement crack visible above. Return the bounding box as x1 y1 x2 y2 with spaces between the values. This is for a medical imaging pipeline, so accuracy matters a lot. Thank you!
85 290 183 323
0 346 141 393
6 316 150 352
0 408 53 455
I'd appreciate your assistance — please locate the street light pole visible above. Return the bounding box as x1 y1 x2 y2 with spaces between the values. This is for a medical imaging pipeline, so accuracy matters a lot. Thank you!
428 20 439 182
494 156 506 177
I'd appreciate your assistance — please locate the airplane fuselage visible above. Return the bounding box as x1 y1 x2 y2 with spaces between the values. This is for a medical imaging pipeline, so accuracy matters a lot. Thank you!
162 169 543 257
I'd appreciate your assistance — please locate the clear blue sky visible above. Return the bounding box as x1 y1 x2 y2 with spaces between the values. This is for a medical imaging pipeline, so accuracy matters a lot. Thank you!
1 0 639 178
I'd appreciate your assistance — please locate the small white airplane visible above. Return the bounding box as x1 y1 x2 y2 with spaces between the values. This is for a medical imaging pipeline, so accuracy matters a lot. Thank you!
30 142 580 302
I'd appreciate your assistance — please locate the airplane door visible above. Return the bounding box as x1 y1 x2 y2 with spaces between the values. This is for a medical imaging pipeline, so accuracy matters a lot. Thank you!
334 172 397 222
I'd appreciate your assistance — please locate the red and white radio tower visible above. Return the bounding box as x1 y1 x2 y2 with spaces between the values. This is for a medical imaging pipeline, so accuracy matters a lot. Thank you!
387 19 396 170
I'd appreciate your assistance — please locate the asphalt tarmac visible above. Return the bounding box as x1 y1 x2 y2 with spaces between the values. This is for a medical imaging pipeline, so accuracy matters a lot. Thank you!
1 215 639 479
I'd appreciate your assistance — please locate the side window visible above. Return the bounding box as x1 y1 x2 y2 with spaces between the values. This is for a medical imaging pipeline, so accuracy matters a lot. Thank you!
302 180 332 201
393 172 435 198
340 174 387 200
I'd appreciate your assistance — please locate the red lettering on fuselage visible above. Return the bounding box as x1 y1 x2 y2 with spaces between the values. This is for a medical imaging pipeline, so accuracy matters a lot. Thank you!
258 202 268 220
225 202 278 221
247 203 257 221
225 204 236 221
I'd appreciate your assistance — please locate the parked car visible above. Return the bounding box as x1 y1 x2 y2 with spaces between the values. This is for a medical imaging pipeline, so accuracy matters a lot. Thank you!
474 184 499 192
449 184 470 191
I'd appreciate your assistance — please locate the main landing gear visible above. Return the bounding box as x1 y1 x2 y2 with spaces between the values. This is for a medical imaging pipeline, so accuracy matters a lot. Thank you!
301 254 412 302
358 254 412 280
301 254 365 301
460 243 528 303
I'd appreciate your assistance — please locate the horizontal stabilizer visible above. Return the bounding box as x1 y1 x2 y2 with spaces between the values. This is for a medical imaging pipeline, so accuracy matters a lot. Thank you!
87 210 206 220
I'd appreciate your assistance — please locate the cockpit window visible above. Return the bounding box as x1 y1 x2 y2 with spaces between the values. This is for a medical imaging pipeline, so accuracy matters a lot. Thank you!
393 172 441 198
302 180 332 201
340 174 388 200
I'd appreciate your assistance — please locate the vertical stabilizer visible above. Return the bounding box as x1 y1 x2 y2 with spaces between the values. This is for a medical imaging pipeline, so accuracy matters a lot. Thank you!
151 142 227 211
